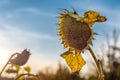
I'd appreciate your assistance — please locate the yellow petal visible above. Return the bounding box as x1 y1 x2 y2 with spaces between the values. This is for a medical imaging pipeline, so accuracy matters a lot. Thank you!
15 65 21 72
24 66 31 73
83 10 106 27
61 51 86 73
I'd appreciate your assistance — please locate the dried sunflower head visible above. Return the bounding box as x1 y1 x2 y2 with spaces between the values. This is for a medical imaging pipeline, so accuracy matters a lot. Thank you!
9 49 31 66
58 9 106 52
58 9 106 73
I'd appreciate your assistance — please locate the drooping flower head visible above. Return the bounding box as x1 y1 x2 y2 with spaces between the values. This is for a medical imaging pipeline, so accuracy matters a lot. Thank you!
58 9 106 73
58 9 106 52
9 49 31 66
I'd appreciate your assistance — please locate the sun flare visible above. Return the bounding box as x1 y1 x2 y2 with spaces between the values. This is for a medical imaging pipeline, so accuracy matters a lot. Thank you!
0 49 11 68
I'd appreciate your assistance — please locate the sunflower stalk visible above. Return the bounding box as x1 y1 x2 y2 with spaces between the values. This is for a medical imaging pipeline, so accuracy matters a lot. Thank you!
0 53 19 76
15 73 40 80
88 46 104 80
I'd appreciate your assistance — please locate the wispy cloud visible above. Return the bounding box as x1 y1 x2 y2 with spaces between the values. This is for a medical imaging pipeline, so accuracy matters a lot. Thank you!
4 7 54 19
0 23 57 49
0 0 10 5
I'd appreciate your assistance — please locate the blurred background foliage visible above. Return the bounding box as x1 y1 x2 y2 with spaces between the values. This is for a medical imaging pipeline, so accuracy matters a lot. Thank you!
0 29 120 80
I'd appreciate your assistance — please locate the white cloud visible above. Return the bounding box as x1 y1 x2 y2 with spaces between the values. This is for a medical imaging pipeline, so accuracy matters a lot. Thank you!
4 7 54 19
1 25 56 41
0 23 61 55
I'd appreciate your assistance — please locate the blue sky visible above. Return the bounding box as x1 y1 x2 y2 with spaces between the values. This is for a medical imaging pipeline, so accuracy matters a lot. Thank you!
0 0 120 74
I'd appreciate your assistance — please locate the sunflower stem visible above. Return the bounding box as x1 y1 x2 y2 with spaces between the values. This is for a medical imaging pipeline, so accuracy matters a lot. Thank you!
15 73 40 80
0 53 19 77
88 46 104 80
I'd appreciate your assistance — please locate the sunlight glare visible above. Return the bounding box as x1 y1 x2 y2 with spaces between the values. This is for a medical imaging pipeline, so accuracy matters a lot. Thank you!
0 48 11 71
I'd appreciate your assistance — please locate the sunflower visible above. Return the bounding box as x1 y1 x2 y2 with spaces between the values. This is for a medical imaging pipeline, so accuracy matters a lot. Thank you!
58 9 106 73
9 49 31 66
58 9 106 52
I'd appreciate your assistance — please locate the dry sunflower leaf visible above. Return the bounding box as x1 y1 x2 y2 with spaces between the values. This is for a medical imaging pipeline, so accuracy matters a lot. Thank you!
61 51 86 72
